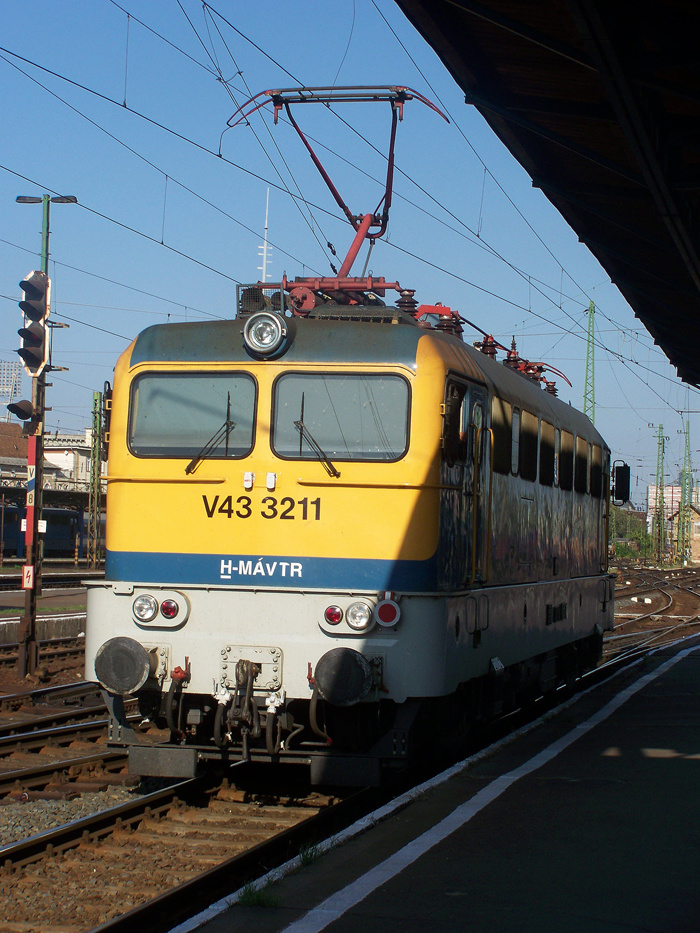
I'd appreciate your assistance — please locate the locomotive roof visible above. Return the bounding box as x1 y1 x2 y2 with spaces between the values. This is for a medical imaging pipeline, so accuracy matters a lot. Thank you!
129 312 423 369
468 343 607 448
129 311 606 448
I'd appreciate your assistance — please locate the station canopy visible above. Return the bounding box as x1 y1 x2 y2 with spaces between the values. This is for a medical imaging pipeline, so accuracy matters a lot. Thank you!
395 0 700 385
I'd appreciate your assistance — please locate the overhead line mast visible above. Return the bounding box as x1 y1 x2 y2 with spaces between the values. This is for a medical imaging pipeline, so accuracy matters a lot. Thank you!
583 300 595 423
678 419 692 565
653 424 666 564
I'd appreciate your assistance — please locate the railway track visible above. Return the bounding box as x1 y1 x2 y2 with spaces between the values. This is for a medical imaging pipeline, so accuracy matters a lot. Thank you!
0 679 377 932
0 773 368 933
0 572 697 933
2 631 694 933
0 683 137 800
0 632 86 670
0 681 103 717
609 566 700 661
0 748 130 799
0 570 103 592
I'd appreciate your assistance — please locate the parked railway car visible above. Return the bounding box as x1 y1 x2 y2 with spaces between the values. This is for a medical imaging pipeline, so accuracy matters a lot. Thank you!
0 504 85 559
84 86 626 785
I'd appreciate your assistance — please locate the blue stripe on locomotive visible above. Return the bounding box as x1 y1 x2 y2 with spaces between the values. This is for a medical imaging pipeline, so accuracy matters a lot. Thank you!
105 548 439 591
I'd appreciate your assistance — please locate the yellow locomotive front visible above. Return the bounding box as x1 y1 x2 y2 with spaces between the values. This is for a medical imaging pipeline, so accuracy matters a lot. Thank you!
84 87 619 784
85 303 459 783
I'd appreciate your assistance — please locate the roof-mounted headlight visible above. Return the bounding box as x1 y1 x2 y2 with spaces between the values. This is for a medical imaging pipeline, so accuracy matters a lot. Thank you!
243 311 292 358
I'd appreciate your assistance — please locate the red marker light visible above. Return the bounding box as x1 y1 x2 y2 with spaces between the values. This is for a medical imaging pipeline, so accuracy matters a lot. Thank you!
160 599 179 619
324 605 343 625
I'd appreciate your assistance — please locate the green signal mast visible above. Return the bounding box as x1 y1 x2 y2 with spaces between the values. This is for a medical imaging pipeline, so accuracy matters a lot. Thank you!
678 419 692 564
583 300 595 423
653 423 666 564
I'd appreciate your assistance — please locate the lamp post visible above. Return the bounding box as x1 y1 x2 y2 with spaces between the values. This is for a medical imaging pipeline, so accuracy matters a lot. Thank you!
15 194 77 677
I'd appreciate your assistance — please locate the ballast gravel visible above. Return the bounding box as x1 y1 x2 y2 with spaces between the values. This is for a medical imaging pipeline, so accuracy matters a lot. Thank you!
0 784 136 847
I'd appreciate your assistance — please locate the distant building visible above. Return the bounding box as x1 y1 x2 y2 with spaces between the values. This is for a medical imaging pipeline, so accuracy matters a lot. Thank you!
647 484 682 520
670 504 700 565
0 423 104 493
0 362 23 417
0 422 61 488
0 422 27 482
43 428 97 490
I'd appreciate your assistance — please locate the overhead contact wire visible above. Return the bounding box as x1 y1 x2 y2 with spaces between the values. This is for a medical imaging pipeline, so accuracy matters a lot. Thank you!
193 4 336 271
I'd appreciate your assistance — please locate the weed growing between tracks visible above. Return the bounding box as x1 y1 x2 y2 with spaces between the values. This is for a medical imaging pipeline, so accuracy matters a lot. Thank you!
299 842 322 866
238 882 280 908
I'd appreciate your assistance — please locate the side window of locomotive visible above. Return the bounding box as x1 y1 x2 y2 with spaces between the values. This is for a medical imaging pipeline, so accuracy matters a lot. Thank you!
511 409 521 475
540 420 555 486
442 382 468 466
519 410 538 482
560 430 574 491
491 396 511 475
129 372 256 458
575 436 588 493
272 372 409 462
590 444 603 498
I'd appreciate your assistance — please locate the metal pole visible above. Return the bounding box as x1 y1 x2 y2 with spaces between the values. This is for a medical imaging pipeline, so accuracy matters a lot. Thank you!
0 494 5 568
583 300 595 424
18 197 49 677
41 195 51 274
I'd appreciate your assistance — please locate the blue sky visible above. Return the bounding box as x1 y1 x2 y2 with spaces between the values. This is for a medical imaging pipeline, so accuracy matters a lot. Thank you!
1 0 696 507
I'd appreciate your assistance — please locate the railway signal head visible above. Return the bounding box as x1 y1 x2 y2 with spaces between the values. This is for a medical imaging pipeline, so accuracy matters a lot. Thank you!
17 270 50 376
6 398 40 432
612 461 631 505
7 398 36 420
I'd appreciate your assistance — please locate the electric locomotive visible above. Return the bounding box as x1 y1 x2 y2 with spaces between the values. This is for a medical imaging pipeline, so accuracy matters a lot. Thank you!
84 87 628 785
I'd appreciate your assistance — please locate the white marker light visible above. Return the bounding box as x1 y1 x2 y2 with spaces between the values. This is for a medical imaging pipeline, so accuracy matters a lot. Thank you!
133 594 158 622
346 601 374 632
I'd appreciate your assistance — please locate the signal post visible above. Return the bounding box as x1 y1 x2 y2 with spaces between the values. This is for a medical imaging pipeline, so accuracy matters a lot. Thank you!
19 388 45 675
12 194 76 676
14 271 50 677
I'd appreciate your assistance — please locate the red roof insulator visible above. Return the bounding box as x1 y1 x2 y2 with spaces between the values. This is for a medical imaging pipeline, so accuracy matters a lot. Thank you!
436 313 463 336
505 336 522 368
396 288 418 317
397 289 418 314
524 363 545 383
480 334 498 359
544 380 558 396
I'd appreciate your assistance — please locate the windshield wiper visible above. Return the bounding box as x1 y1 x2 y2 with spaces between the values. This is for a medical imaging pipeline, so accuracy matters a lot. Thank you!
294 394 340 477
185 394 236 475
294 420 340 477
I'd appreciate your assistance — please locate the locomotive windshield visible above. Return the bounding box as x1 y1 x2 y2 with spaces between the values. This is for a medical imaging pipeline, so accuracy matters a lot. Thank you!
272 372 409 461
129 372 256 458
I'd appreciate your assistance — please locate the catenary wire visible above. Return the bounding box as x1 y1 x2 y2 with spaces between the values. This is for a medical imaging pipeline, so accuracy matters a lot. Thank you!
0 40 666 367
0 21 692 411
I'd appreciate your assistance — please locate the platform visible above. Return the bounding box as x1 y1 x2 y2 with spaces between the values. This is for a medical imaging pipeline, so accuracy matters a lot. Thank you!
174 639 700 933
